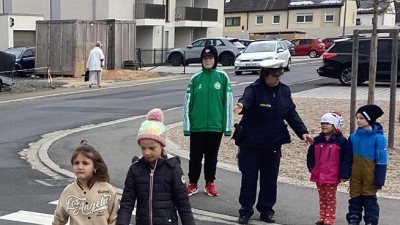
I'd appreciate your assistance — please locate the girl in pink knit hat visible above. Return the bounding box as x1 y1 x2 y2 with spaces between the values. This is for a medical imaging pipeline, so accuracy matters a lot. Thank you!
117 108 195 225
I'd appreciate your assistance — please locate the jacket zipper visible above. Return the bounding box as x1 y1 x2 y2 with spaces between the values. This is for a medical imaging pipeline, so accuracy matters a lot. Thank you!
319 144 323 161
328 145 332 160
149 161 157 225
207 71 210 131
272 90 277 143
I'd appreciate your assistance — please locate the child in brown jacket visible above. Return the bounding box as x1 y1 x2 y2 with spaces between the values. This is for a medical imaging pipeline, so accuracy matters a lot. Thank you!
52 142 119 225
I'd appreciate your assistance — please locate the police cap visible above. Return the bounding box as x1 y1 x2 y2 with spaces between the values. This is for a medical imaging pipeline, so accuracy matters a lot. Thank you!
259 59 286 76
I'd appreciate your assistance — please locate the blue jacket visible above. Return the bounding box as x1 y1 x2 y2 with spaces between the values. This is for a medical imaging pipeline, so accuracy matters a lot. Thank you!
237 79 308 148
341 123 388 191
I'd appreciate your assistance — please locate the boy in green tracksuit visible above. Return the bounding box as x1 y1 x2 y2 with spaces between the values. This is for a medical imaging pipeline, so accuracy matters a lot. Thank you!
183 45 233 197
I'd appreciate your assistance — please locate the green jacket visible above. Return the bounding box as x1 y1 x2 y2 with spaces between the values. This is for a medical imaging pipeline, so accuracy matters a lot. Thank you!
183 68 233 136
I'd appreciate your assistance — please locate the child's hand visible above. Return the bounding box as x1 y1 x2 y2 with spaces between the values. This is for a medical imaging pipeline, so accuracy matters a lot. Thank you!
233 103 243 115
341 178 349 183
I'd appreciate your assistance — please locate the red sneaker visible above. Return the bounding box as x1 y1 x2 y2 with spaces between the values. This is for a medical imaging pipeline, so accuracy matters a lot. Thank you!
187 183 199 196
204 182 219 196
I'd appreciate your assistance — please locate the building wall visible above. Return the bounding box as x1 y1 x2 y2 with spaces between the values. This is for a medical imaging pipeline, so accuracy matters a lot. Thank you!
109 0 134 20
11 0 50 19
0 16 10 50
288 8 342 29
339 0 358 26
0 0 3 13
60 0 94 20
207 0 223 37
0 14 43 50
248 10 288 31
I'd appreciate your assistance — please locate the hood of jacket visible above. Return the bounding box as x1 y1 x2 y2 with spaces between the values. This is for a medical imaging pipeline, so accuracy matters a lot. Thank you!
355 122 384 136
201 45 218 70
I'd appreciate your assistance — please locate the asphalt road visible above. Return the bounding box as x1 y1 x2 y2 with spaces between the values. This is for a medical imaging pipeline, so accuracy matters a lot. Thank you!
0 62 370 225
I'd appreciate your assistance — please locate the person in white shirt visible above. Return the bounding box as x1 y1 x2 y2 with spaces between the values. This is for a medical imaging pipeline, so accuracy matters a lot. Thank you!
86 41 105 88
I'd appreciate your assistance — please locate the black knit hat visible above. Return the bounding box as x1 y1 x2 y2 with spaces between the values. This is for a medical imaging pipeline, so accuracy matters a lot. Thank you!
201 45 218 69
356 104 384 125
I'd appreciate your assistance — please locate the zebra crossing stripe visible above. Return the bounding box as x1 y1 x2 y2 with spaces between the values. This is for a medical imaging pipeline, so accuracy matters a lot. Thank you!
0 200 136 224
0 210 69 225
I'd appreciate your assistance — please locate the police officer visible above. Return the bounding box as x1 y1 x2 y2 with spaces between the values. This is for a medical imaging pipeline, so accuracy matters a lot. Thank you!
233 59 313 224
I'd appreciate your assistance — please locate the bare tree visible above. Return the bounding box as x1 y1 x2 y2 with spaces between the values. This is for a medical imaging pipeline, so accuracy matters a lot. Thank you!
367 0 397 104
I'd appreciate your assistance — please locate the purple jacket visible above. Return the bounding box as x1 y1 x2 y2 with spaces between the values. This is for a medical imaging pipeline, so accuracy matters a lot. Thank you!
307 132 348 184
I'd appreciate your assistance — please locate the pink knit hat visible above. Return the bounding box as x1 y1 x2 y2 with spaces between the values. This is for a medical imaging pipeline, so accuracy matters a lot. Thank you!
136 108 167 146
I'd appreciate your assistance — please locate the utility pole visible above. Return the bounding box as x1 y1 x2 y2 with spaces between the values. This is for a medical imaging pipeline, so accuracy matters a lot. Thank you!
342 0 348 37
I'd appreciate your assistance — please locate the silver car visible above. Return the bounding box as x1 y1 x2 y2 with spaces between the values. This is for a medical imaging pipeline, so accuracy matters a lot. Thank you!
166 37 245 66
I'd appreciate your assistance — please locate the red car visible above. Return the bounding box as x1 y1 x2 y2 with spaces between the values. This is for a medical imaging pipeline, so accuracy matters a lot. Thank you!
321 37 343 49
290 38 325 58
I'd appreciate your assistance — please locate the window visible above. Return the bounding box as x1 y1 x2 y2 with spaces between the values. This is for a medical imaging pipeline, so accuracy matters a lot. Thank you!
356 18 361 25
272 15 280 24
191 40 206 47
325 12 334 22
23 49 34 57
256 16 263 25
279 42 287 50
225 17 240 26
213 39 225 47
300 39 313 45
296 14 313 23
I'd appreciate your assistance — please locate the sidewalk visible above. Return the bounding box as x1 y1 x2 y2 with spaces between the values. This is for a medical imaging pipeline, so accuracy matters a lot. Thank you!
142 56 321 74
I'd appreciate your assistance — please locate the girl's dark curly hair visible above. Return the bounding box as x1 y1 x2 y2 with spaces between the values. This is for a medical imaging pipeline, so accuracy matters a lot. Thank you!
71 141 110 186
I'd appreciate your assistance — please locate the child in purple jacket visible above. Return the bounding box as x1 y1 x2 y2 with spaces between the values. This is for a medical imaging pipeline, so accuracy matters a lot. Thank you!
307 112 348 225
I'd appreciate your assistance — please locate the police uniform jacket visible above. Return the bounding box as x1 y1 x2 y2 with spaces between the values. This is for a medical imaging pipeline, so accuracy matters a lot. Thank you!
117 155 195 225
237 79 308 149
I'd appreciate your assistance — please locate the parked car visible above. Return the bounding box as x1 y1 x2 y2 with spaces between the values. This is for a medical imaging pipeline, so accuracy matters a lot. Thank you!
321 37 343 49
238 39 254 47
254 38 295 56
166 37 245 66
0 50 16 91
4 47 35 76
317 37 398 85
291 38 325 58
234 40 291 75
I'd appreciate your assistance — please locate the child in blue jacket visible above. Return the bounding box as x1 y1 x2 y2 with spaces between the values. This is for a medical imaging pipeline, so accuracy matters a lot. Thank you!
341 104 388 225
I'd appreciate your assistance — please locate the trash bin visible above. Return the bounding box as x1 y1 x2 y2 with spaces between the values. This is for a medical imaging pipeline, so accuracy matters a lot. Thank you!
123 60 139 70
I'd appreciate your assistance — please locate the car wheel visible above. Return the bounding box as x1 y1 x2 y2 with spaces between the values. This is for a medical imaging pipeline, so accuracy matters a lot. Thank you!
13 65 23 77
169 53 183 66
339 66 364 86
309 50 317 58
220 53 234 66
284 58 291 71
235 71 242 75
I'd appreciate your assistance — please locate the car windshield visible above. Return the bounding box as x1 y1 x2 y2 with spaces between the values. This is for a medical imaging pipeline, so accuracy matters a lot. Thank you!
5 49 23 58
244 42 276 53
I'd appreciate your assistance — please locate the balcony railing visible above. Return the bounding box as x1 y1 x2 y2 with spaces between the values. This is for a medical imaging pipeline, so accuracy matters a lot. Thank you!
135 3 165 20
175 7 218 22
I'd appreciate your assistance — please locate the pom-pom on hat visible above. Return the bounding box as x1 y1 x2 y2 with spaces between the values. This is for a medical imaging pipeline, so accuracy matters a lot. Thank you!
136 108 167 147
356 104 384 126
320 112 343 129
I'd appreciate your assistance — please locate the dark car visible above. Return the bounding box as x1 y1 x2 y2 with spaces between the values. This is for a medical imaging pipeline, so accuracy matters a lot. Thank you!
238 39 254 47
317 37 398 85
4 47 35 76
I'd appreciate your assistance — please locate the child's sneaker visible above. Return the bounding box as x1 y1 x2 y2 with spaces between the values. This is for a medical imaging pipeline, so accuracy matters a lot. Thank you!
315 222 324 225
204 182 219 196
187 183 198 196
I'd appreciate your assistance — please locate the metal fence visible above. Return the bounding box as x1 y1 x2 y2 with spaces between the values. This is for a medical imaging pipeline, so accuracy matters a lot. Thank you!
136 48 171 67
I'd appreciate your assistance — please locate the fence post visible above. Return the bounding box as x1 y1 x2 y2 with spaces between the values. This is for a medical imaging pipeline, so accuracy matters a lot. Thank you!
161 49 164 64
137 48 142 69
153 49 156 65
183 51 186 74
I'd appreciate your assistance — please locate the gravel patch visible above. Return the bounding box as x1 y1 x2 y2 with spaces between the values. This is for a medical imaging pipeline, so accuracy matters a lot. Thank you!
167 98 400 198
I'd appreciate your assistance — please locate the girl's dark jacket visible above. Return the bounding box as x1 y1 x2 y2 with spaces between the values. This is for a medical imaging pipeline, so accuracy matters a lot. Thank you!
117 155 195 225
